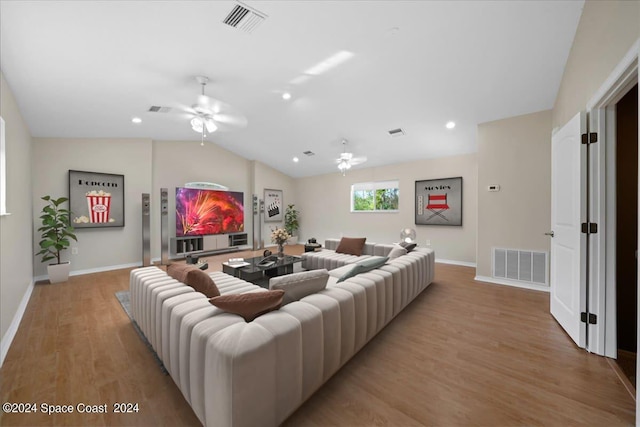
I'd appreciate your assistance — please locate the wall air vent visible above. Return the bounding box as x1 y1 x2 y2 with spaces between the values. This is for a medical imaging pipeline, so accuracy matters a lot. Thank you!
388 128 405 137
303 151 315 156
148 106 171 113
223 2 267 34
493 248 548 286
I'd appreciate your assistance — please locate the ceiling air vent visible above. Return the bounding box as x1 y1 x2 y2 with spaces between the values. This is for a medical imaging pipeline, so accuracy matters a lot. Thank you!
388 128 405 137
148 106 171 113
223 2 267 34
303 151 315 156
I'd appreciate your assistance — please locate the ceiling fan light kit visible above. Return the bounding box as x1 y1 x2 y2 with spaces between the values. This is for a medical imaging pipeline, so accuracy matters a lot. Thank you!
336 139 366 175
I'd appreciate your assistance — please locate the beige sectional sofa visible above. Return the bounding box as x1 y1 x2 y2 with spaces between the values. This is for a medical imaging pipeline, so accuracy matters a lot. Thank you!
301 238 395 270
130 244 435 427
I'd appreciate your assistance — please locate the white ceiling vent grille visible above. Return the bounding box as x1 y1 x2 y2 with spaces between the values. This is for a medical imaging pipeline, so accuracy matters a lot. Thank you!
148 106 171 113
303 150 315 156
493 248 548 286
388 128 405 137
223 2 267 34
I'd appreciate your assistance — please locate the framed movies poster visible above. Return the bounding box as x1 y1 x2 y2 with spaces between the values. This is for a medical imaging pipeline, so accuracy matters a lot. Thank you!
69 170 125 228
415 177 462 226
264 189 283 222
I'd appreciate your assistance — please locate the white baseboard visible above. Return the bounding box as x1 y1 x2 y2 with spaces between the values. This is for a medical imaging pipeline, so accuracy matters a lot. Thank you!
474 275 550 293
34 262 142 283
436 258 477 268
1 279 34 367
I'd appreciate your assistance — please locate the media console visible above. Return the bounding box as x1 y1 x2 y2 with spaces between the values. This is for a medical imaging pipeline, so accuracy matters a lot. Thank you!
172 233 248 257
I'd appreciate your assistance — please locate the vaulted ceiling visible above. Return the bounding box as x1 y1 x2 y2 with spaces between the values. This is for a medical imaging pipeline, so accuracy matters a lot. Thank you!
0 1 583 177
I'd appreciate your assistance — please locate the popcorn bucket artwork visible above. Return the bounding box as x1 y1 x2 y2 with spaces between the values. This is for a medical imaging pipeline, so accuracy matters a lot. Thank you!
86 190 112 223
68 170 125 228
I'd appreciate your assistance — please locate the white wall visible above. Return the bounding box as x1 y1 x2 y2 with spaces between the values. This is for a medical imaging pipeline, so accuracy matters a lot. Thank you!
296 153 477 264
0 72 34 359
152 140 252 258
31 138 153 277
252 160 297 248
476 110 552 278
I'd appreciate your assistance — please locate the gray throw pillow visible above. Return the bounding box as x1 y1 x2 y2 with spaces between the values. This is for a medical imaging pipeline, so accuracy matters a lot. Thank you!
398 241 417 252
388 243 407 259
337 256 389 283
269 269 329 305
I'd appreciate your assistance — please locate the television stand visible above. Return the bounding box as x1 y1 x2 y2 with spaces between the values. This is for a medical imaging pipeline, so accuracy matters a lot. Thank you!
172 233 248 257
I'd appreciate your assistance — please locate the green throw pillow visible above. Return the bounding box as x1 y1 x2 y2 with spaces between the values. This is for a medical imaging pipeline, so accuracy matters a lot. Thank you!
337 256 389 283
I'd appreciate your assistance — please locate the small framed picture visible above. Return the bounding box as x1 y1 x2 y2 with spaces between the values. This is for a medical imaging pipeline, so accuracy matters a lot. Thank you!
263 189 283 222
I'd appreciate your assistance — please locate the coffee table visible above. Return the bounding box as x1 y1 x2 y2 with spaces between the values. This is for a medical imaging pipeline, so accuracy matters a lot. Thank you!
222 255 301 288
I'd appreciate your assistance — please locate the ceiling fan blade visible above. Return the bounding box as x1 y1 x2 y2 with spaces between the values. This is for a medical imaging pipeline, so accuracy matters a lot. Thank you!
350 156 367 165
212 113 248 128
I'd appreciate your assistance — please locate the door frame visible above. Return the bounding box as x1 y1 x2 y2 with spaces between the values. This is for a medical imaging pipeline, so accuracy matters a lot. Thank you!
585 38 639 404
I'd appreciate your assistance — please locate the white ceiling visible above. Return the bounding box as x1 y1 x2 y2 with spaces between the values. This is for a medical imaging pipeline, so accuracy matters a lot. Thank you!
0 0 583 178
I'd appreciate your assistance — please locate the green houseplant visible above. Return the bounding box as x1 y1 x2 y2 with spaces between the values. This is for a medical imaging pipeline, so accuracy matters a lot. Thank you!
36 196 77 283
284 204 300 245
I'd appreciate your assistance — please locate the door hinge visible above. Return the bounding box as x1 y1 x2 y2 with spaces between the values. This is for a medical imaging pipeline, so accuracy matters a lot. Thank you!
581 132 598 144
580 312 597 324
581 222 598 234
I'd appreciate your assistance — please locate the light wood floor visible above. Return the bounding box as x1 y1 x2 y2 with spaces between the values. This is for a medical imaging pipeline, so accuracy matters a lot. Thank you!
0 247 635 426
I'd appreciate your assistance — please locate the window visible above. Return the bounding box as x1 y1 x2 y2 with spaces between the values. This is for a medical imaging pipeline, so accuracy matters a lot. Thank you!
0 117 6 215
351 180 399 212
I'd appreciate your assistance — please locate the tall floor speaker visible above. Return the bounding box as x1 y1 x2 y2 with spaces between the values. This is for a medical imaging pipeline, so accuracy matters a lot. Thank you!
141 193 151 266
160 188 169 265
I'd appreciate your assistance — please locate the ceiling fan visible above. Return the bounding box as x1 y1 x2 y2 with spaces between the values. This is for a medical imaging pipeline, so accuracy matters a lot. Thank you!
336 139 367 175
179 76 248 143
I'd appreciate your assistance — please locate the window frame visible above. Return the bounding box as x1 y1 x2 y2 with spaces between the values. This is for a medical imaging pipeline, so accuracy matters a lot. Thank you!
350 180 399 213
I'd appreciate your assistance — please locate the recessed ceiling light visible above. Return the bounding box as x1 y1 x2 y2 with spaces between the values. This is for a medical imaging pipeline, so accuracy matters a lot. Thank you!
446 121 456 129
292 157 299 163
282 92 292 100
131 117 142 124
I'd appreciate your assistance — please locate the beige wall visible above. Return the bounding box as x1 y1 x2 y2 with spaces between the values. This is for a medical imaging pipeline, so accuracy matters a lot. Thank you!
553 0 639 129
476 110 552 278
32 138 153 277
295 154 477 264
152 140 253 259
251 160 297 248
0 73 34 349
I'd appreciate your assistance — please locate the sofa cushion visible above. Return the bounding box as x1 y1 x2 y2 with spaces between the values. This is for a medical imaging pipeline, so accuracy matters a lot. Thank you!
337 256 389 283
399 241 417 252
335 237 367 256
387 244 407 259
209 289 285 322
167 264 220 298
269 269 329 305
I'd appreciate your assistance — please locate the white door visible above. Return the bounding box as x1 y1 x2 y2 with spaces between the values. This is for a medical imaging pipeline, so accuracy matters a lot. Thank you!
550 111 587 348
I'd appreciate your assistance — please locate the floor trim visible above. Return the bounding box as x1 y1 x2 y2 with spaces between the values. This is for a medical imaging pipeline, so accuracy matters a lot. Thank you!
0 280 34 367
436 258 476 268
474 275 550 293
607 357 636 402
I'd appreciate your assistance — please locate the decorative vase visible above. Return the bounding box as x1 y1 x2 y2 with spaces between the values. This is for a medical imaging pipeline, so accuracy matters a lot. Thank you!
277 243 285 258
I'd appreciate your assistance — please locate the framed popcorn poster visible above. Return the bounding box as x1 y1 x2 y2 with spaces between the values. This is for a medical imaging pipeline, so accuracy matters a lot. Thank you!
415 177 462 226
68 170 125 228
263 188 283 222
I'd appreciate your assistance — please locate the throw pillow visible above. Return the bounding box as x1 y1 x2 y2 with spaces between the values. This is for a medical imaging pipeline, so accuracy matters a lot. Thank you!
167 263 198 283
209 290 285 322
335 237 367 256
398 241 417 252
388 243 407 259
337 256 389 283
184 269 220 298
167 263 220 298
269 269 329 305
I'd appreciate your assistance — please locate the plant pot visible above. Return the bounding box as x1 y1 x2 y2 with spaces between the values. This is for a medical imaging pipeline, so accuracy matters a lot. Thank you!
288 235 299 245
48 262 71 284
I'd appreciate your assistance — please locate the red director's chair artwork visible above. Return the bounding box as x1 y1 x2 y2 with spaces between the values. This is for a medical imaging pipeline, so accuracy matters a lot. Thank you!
426 193 450 221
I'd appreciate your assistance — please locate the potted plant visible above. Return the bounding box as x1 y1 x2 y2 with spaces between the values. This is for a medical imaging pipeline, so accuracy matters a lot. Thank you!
36 195 77 283
284 204 300 245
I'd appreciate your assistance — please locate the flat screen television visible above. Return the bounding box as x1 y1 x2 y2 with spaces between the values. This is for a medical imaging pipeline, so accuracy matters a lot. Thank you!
175 187 244 236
